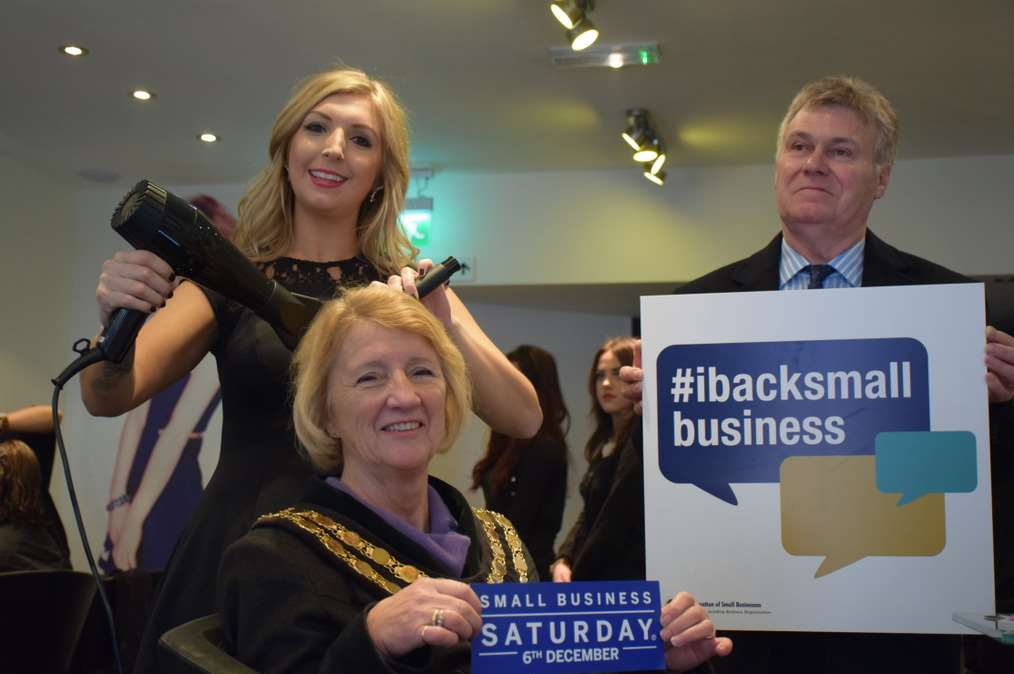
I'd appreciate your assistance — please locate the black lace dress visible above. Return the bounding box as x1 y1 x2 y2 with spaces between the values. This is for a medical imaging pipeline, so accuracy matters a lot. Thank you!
135 256 380 674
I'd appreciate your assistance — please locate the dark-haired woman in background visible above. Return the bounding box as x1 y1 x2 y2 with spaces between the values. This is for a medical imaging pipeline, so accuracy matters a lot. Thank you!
0 405 69 569
552 336 642 582
472 345 568 576
0 438 71 572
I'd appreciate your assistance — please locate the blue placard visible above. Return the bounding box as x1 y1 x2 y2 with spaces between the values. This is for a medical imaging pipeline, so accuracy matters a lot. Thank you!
472 580 665 674
655 338 930 504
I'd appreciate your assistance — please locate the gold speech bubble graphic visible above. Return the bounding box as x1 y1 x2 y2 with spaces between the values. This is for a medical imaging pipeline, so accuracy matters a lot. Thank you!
781 455 944 578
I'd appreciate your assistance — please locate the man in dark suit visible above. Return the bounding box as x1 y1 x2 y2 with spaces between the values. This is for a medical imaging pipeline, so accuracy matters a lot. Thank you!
622 76 1014 673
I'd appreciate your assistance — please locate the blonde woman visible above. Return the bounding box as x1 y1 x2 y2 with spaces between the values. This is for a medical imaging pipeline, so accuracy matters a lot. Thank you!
80 67 540 673
220 286 730 673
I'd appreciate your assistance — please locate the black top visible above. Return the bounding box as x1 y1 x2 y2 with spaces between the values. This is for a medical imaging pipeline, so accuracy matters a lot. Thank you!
557 437 646 581
0 523 71 572
136 256 380 674
219 475 535 674
0 429 70 561
479 436 567 576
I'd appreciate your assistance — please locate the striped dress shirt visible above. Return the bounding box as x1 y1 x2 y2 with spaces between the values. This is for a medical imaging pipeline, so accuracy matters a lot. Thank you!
779 237 865 290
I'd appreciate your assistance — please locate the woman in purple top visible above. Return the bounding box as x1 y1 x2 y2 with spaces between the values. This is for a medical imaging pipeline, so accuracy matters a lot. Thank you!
217 286 731 673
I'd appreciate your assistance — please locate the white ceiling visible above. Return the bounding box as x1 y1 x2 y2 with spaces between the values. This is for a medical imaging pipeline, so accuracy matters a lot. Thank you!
3 0 1013 188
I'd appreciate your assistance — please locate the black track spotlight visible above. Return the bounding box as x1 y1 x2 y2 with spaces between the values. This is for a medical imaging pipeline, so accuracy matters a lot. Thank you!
550 0 584 29
624 109 668 185
633 137 661 163
643 168 666 186
550 0 599 51
621 108 651 152
622 109 661 162
567 16 599 51
649 151 667 176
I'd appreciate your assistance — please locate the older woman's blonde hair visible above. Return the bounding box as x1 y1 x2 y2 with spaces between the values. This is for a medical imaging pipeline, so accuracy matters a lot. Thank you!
777 75 899 168
292 286 471 474
234 66 417 275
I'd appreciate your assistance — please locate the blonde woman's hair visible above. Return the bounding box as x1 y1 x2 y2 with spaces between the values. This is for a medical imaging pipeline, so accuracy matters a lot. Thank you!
777 75 899 168
291 286 471 473
234 66 417 275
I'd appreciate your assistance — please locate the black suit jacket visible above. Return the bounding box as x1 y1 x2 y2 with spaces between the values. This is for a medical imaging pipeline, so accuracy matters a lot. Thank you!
677 229 968 293
666 229 1014 674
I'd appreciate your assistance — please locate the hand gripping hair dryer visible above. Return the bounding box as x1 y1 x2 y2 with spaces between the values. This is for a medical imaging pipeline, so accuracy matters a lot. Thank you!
101 179 321 360
100 179 461 363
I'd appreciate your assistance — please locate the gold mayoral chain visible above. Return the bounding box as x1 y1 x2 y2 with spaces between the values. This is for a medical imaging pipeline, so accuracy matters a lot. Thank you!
257 508 424 595
474 508 530 583
257 506 529 592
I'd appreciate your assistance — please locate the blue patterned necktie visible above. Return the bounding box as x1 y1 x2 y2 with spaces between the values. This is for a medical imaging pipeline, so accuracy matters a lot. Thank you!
804 264 836 289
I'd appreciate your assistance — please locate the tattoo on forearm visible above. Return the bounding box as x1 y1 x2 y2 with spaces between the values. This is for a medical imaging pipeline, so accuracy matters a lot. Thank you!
90 349 134 392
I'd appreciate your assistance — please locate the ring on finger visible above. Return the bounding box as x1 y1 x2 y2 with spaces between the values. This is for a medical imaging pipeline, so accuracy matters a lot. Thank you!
432 608 445 628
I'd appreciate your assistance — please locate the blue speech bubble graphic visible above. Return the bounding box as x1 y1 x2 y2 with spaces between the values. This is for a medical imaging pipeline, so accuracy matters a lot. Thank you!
655 338 929 504
875 431 977 505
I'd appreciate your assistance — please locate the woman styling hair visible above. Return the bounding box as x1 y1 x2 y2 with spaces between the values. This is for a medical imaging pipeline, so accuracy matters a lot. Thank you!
80 66 540 673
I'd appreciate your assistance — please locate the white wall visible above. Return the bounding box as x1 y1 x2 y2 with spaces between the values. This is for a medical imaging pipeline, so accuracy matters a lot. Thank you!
0 156 77 405
416 155 1014 284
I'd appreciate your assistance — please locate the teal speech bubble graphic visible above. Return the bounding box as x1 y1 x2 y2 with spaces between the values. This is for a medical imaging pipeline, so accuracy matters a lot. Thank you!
875 431 977 506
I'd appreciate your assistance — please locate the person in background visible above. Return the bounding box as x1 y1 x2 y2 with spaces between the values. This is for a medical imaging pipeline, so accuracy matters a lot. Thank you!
80 66 540 673
0 404 69 564
219 286 729 674
472 344 569 576
551 337 643 582
0 438 71 572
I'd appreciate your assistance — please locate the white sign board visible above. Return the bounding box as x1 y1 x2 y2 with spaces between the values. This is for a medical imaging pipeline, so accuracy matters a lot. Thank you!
642 284 994 634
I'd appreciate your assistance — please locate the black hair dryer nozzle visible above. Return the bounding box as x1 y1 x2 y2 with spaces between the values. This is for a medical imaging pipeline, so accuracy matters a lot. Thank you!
102 179 321 357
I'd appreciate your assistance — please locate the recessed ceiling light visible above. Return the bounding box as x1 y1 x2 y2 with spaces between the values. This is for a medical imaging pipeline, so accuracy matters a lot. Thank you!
607 52 624 69
198 133 218 143
131 89 155 101
60 44 88 57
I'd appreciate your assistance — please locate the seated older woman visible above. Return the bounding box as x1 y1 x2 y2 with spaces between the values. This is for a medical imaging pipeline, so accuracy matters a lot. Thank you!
218 286 731 673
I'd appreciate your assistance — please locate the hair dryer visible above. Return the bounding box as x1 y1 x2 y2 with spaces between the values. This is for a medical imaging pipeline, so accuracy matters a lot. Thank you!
100 179 463 362
100 179 321 360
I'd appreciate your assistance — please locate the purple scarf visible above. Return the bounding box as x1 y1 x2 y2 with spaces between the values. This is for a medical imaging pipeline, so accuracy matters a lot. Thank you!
325 477 471 576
